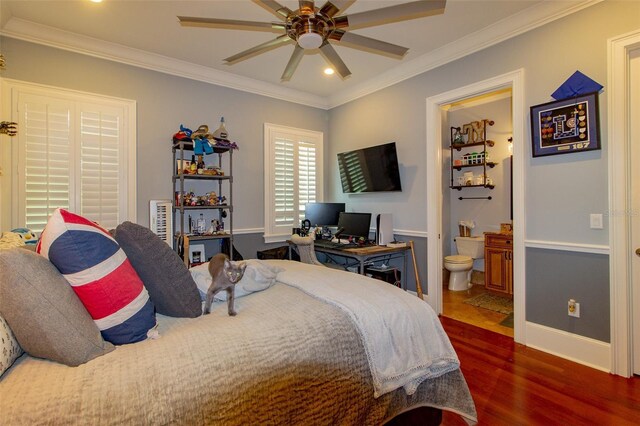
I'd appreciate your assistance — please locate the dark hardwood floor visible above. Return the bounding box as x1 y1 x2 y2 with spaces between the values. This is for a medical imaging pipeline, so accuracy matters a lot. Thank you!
440 316 640 425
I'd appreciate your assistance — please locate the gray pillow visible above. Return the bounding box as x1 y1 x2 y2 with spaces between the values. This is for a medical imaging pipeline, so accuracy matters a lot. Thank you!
114 222 202 317
0 249 114 366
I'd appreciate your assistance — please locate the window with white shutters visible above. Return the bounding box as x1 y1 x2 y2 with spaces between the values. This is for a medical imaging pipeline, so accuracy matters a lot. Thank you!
3 80 136 233
264 123 323 243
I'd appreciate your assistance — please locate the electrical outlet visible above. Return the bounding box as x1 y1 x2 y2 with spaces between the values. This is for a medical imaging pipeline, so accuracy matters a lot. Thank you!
590 214 603 229
568 299 580 318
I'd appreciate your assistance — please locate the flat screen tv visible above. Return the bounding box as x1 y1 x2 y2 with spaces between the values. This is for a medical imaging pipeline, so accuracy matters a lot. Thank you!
337 142 402 193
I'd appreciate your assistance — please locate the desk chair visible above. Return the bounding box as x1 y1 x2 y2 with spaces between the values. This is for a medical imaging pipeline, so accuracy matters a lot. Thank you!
290 234 344 270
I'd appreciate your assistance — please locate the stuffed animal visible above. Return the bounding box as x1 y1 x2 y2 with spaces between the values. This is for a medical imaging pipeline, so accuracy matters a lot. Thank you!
10 228 38 245
0 232 25 250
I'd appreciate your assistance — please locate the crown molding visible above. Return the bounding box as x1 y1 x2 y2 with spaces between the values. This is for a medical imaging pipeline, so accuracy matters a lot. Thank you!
0 18 330 110
326 0 602 108
0 0 601 111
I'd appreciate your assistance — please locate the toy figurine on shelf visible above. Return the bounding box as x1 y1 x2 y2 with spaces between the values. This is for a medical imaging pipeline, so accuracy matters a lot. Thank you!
452 127 464 145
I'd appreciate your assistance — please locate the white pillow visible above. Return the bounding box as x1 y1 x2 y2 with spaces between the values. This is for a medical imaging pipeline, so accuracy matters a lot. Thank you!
190 259 283 301
0 314 23 377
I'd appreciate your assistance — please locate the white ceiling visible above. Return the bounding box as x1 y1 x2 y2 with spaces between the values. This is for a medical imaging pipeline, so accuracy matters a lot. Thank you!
0 0 598 108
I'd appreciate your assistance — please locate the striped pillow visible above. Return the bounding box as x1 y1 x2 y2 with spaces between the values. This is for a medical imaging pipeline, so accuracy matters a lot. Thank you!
37 209 156 345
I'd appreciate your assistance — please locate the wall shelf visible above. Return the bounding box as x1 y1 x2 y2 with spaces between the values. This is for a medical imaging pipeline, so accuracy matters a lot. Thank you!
452 161 497 171
451 184 495 190
450 120 496 191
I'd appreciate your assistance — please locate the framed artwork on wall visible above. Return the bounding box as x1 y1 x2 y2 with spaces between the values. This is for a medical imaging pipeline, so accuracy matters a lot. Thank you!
530 92 600 157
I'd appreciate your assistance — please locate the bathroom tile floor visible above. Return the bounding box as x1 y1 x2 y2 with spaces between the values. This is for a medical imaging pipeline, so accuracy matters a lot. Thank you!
442 283 514 338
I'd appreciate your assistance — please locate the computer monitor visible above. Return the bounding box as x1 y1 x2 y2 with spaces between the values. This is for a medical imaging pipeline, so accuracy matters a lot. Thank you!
337 212 372 240
305 203 345 227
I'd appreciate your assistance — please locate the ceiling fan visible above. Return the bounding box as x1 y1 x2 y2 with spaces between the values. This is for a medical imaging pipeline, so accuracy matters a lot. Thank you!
178 0 446 81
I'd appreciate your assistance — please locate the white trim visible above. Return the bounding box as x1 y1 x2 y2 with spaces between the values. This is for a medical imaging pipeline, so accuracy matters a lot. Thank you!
393 229 428 238
608 29 640 378
426 69 526 345
0 2 600 110
525 240 610 255
263 123 324 244
0 78 137 228
231 227 428 239
0 18 329 110
263 234 289 244
526 321 611 373
233 227 265 235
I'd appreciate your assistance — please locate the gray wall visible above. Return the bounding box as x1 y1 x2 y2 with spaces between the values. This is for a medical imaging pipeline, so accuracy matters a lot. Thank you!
0 36 329 238
526 248 610 342
327 1 639 341
2 1 638 342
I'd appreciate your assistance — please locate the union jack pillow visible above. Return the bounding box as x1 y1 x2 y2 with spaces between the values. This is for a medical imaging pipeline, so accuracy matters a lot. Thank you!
37 209 156 345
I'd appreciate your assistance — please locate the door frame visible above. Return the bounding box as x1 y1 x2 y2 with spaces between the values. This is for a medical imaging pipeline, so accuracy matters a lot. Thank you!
425 69 526 343
608 30 640 377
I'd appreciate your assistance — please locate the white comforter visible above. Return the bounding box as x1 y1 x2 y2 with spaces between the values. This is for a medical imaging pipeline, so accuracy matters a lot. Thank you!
267 260 460 398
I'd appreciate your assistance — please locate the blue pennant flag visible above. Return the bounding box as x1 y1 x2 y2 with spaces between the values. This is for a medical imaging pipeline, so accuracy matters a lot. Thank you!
551 70 603 100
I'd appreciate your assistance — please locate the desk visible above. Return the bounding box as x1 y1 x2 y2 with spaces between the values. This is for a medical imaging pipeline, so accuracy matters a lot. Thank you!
288 241 411 290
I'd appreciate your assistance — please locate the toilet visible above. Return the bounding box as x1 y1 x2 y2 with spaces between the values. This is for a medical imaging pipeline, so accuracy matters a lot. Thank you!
444 236 485 291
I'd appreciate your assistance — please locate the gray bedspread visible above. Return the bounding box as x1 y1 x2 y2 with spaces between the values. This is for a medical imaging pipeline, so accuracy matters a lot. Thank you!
0 282 477 425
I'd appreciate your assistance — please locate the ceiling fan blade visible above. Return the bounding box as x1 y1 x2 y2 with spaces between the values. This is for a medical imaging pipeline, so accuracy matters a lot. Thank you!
281 46 305 82
342 0 446 30
178 16 285 33
319 0 355 18
224 34 293 64
329 30 408 58
319 43 351 79
253 0 292 20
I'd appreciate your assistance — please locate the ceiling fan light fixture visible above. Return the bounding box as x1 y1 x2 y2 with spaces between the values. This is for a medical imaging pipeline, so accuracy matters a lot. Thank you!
298 32 323 50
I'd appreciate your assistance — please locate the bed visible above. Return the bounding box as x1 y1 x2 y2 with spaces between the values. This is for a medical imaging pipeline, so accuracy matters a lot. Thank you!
0 255 476 425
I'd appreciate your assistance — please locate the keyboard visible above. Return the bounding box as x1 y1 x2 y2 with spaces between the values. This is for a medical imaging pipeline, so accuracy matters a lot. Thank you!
314 239 346 249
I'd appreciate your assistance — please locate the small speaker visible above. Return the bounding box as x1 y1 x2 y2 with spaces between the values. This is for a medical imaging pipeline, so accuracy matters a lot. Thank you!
376 213 393 246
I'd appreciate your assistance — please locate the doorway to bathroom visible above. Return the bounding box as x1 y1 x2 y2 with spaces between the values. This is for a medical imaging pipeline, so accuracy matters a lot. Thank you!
440 89 514 337
426 69 526 344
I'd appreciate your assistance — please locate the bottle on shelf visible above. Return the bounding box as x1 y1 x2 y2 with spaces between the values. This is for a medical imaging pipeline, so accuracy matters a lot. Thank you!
197 155 205 174
190 154 197 175
196 213 206 235
212 117 229 140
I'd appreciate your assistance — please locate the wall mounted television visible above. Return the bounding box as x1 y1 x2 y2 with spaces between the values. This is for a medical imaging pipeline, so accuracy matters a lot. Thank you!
337 142 402 193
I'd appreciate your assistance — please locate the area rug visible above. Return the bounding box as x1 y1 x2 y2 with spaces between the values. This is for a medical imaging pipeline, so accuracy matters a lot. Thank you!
463 293 513 315
499 312 514 328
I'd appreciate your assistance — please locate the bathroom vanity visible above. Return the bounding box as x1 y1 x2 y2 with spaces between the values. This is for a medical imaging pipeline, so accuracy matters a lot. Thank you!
484 232 513 296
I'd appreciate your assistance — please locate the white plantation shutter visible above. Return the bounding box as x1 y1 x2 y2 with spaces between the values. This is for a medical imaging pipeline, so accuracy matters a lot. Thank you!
21 97 73 232
9 82 135 233
264 124 323 242
274 138 295 226
79 108 121 228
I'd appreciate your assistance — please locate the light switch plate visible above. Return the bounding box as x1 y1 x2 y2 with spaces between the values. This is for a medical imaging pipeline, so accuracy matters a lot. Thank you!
590 213 603 229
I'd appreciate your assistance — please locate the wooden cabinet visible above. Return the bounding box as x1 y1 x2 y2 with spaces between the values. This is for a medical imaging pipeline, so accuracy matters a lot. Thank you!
484 233 513 295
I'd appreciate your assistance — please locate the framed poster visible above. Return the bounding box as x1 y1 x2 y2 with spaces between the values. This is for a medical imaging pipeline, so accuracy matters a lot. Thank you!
530 92 600 157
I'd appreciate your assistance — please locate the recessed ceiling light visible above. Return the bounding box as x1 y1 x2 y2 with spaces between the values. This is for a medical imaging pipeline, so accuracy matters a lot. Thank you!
90 0 103 3
324 68 335 76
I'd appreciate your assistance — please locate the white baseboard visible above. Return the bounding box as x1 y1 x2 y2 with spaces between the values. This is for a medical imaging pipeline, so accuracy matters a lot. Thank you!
525 321 610 372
